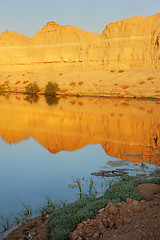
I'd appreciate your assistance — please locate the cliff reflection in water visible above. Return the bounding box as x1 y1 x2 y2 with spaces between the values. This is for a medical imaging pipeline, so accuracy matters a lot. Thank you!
0 94 159 166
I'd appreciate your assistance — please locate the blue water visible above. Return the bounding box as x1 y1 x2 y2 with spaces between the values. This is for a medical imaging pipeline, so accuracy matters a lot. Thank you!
0 137 111 220
0 96 160 238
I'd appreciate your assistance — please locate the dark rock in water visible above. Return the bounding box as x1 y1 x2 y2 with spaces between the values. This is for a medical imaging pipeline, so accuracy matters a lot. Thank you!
91 168 160 179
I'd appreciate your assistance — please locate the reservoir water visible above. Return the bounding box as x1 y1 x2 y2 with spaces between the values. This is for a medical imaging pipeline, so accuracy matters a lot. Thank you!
0 94 159 235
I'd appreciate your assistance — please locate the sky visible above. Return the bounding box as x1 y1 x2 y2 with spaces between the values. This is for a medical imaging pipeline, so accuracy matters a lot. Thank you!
0 0 160 37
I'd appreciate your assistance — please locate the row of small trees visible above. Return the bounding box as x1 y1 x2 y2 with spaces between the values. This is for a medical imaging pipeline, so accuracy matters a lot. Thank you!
25 81 59 96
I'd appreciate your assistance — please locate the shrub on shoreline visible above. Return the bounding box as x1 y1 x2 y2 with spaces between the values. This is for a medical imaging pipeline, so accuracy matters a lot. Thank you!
25 82 40 95
45 82 59 96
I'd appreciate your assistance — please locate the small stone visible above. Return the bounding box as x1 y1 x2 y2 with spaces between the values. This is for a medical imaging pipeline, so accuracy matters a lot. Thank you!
108 206 118 215
77 223 84 230
77 237 83 240
79 231 86 238
115 219 123 229
92 232 100 240
98 211 105 217
70 231 79 240
140 200 146 204
132 200 138 205
84 228 94 237
98 208 105 213
87 218 91 223
108 218 114 228
98 221 105 231
107 202 113 207
88 219 97 227
126 198 133 204
150 201 159 207
123 218 131 225
102 218 110 227
128 211 134 217
111 213 114 218
133 206 142 213
116 202 123 207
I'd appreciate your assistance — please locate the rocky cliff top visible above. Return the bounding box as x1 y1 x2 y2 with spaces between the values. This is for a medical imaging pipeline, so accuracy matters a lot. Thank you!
30 21 100 45
0 13 159 70
0 30 30 46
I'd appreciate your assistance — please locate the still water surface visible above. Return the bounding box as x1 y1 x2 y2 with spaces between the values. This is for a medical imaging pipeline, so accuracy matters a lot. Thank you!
0 94 159 234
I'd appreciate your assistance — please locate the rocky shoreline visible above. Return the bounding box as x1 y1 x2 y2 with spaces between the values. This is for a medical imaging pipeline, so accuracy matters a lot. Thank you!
4 183 160 240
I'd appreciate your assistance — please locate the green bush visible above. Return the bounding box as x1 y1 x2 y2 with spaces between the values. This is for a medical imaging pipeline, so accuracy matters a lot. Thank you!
45 81 59 96
103 180 143 202
25 82 40 95
46 178 145 240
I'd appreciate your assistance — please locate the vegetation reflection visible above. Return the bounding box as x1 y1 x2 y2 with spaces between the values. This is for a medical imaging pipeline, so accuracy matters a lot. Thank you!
45 95 59 106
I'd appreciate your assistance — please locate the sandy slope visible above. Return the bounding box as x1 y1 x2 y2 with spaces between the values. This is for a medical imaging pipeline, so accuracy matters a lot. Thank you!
0 69 160 98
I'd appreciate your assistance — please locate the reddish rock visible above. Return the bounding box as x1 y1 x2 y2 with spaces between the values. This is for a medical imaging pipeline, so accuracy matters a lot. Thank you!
98 221 106 231
98 208 105 213
70 230 79 240
126 198 133 204
108 218 114 228
107 202 113 208
78 230 87 238
88 219 97 227
133 206 143 213
108 206 118 215
132 200 139 205
77 223 84 230
150 201 159 207
102 218 110 227
115 202 123 207
123 218 131 225
83 228 94 238
87 218 91 223
77 237 83 240
92 232 100 239
115 218 124 229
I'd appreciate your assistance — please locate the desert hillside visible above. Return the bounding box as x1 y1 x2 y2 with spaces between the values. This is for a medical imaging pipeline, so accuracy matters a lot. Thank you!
0 13 160 98
0 13 160 72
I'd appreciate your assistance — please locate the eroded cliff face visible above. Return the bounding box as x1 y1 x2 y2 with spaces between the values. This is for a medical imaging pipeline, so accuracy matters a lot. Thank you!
0 14 160 73
0 95 159 165
0 21 101 73
88 13 160 69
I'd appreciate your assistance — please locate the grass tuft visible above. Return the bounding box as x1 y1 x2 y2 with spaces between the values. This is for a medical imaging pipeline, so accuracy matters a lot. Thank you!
0 212 13 233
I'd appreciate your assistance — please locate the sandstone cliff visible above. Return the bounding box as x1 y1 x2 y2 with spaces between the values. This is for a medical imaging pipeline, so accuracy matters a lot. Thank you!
0 30 30 46
88 13 160 69
0 13 160 73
